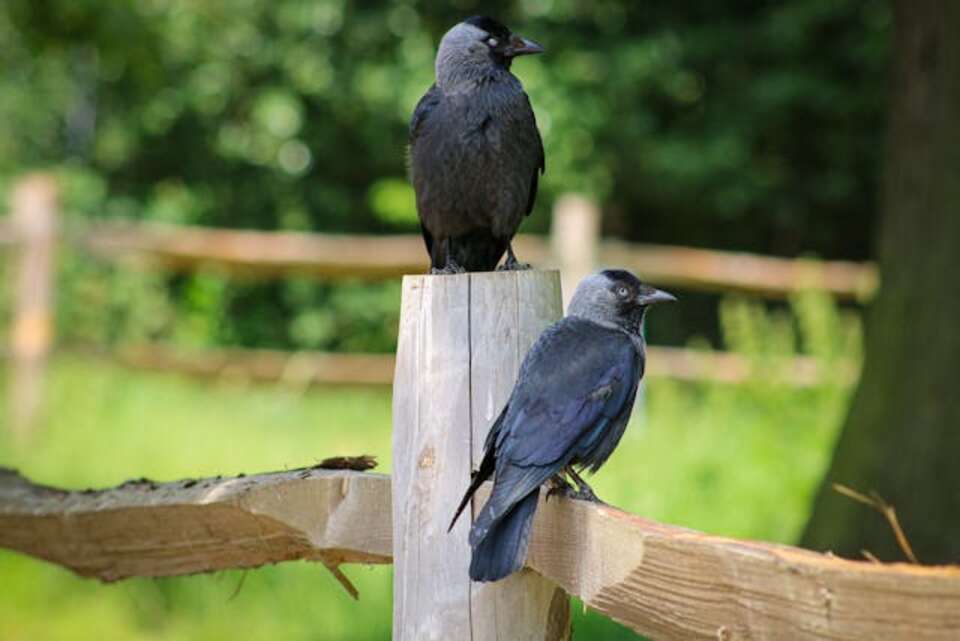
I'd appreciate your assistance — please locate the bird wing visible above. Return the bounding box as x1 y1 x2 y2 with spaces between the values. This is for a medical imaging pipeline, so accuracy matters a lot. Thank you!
500 323 639 468
499 322 637 481
409 83 441 144
523 92 545 217
408 84 443 258
468 321 640 538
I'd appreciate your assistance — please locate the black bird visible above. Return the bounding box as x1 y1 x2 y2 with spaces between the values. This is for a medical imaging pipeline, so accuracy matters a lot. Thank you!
449 270 675 582
409 16 544 273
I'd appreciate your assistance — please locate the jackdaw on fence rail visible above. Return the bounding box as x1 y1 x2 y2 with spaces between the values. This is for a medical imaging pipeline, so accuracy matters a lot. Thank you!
409 16 545 273
449 269 676 582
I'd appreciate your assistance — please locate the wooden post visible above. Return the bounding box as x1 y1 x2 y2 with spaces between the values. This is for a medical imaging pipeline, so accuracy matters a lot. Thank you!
392 271 571 641
6 174 58 439
551 194 599 311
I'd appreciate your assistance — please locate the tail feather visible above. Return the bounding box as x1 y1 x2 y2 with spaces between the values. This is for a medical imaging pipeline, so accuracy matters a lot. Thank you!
448 448 495 532
468 489 539 582
449 406 509 532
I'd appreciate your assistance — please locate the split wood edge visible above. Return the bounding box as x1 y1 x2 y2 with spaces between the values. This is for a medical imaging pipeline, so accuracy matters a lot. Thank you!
2 469 959 640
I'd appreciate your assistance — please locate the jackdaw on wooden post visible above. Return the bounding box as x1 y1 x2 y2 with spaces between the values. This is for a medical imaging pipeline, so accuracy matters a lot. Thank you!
409 16 545 273
449 269 675 581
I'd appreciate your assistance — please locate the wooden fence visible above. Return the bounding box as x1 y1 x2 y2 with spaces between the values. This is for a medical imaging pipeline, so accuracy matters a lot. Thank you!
4 465 959 640
2 173 869 434
3 269 959 640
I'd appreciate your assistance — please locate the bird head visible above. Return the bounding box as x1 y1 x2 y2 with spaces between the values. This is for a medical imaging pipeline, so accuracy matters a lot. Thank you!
435 16 544 89
568 269 676 335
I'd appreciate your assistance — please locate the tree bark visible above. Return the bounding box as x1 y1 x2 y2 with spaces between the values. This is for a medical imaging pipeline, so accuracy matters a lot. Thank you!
802 1 960 563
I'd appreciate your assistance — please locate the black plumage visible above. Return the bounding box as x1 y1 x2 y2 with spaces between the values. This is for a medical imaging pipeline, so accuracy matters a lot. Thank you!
409 16 544 273
449 270 676 582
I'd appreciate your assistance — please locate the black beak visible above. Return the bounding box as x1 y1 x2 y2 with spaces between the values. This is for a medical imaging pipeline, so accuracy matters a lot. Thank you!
637 289 677 306
506 35 544 57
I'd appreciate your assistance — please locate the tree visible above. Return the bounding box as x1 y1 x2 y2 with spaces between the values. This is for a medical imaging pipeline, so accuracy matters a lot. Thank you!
802 0 960 563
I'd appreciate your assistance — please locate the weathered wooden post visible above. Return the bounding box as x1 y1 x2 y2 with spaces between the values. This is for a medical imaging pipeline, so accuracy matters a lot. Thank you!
6 174 58 439
551 194 599 311
392 270 571 641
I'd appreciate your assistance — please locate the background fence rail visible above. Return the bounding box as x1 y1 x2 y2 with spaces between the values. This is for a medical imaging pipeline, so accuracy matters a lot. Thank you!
0 177 878 299
94 343 858 389
1 174 872 434
57 220 879 299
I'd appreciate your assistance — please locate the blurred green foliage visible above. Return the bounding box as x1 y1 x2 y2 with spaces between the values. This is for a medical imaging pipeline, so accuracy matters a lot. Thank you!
0 1 887 353
1 0 888 256
54 258 402 352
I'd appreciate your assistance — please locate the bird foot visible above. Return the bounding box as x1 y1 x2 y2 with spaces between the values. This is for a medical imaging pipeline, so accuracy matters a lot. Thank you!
545 476 575 502
558 466 606 504
545 479 604 504
497 259 531 271
570 484 604 504
431 261 466 275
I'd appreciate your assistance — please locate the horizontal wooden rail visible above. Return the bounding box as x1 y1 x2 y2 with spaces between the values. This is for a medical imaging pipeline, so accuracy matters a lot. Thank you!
106 344 397 386
1 469 957 640
78 343 858 388
7 220 872 299
78 223 431 280
649 345 859 387
602 240 878 301
0 467 391 581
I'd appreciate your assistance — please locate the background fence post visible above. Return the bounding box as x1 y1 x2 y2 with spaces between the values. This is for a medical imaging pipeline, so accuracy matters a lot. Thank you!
551 193 599 312
392 270 571 641
7 174 58 440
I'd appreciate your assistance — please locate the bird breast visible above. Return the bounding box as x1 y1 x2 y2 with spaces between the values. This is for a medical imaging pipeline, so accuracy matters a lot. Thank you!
412 88 539 236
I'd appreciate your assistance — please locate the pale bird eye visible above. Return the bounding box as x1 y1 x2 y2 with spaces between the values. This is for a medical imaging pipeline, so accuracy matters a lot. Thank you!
617 287 629 298
487 37 498 47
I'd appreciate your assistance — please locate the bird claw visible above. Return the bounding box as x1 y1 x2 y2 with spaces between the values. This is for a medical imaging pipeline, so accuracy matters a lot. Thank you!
570 485 604 504
545 476 575 502
497 260 531 271
431 261 466 275
550 468 605 504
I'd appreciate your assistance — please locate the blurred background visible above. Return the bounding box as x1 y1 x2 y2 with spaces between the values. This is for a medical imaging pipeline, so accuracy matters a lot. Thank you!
0 1 893 640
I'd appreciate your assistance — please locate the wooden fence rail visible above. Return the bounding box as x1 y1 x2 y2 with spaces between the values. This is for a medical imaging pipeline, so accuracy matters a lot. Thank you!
0 176 878 301
101 343 859 388
3 467 959 640
72 221 878 300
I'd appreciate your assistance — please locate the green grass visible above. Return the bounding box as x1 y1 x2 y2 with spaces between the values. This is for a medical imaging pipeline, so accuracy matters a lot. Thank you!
0 356 850 640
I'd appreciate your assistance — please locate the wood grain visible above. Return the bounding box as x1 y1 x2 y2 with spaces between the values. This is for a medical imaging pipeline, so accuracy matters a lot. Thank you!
526 496 960 641
0 467 390 582
392 271 570 641
2 470 959 639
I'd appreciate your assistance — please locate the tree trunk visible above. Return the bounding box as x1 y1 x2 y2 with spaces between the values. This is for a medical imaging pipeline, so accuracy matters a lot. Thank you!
801 1 960 563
